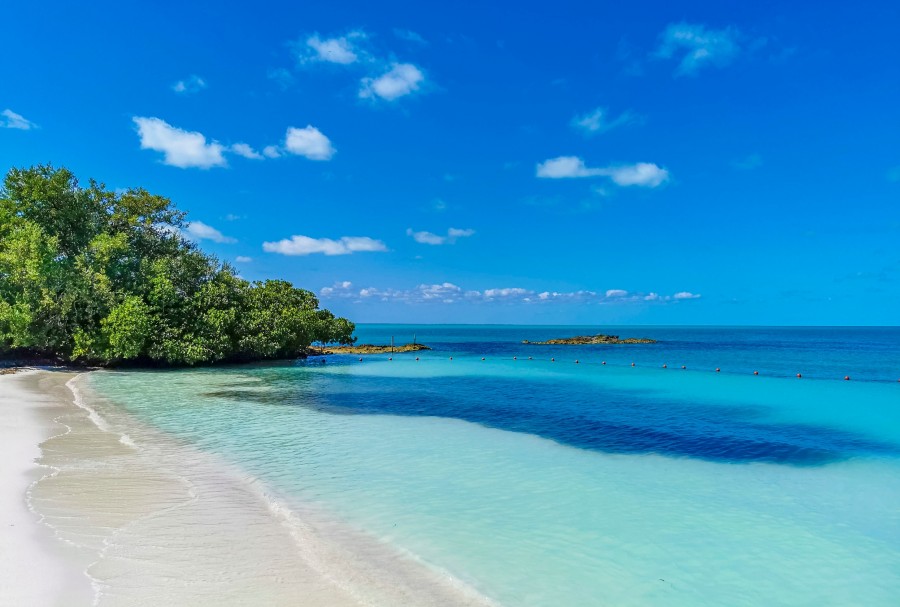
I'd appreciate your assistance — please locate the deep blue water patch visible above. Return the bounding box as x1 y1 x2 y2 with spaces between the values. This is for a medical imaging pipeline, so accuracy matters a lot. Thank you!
208 364 899 467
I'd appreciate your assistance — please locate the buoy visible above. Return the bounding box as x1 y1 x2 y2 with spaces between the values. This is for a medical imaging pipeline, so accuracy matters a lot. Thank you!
481 357 485 361
416 357 419 361
449 357 453 360
528 356 533 360
631 362 635 367
388 357 393 361
681 365 686 370
575 360 580 364
844 376 850 381
602 361 606 365
551 358 555 362
715 368 720 373
753 371 759 375
662 364 667 369
359 357 363 362
796 373 802 378
514 356 517 360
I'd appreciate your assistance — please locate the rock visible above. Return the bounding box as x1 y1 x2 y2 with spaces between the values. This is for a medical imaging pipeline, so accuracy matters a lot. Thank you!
522 334 656 345
310 343 432 355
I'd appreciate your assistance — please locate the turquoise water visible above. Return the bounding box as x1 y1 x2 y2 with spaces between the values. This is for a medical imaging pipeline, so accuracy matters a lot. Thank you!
89 326 900 605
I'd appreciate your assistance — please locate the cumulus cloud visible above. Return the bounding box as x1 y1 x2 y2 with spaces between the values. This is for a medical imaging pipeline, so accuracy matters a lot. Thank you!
133 115 334 167
1 109 37 130
483 288 530 299
133 117 226 169
319 282 700 305
360 63 425 101
263 235 387 256
184 221 236 244
604 163 670 187
536 156 669 187
655 23 740 76
283 125 335 160
299 32 365 65
235 256 253 263
230 143 263 160
320 281 354 297
572 107 640 135
172 75 207 95
406 227 475 245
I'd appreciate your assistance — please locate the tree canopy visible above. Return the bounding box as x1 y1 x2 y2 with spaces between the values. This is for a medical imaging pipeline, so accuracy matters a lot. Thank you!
0 164 354 365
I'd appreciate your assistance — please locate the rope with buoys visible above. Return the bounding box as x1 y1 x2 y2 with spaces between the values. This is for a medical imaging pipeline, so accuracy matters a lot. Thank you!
346 352 890 382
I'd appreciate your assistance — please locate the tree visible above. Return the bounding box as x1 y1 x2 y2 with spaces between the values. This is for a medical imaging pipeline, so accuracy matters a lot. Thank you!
0 164 355 365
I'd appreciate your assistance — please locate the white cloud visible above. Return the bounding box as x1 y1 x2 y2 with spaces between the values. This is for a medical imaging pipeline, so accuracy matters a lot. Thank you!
320 282 700 305
172 75 207 95
230 143 263 159
536 156 669 187
263 235 387 256
360 63 425 101
406 229 445 245
263 145 282 159
1 109 37 130
320 281 354 297
536 156 598 178
448 227 475 238
283 125 335 160
235 256 253 263
656 23 740 76
572 107 639 135
483 288 530 299
133 116 226 169
604 163 670 187
300 32 365 65
406 227 475 245
184 221 236 244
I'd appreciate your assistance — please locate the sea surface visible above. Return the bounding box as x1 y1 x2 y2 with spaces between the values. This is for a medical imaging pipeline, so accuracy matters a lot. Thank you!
87 326 900 605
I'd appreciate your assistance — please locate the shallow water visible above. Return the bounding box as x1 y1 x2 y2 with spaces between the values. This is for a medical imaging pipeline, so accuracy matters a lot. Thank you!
88 326 900 606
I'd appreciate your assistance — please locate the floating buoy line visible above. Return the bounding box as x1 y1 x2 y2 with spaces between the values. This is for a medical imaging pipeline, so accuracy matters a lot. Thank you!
337 352 897 383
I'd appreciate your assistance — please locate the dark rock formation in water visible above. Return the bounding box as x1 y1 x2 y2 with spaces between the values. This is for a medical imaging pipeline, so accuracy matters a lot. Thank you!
312 343 432 355
522 335 656 345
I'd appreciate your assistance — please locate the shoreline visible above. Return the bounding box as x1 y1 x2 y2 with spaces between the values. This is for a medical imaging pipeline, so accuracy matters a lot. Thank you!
0 369 94 606
2 369 497 606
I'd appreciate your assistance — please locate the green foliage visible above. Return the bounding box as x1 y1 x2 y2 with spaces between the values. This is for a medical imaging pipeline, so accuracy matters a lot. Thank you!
0 164 355 365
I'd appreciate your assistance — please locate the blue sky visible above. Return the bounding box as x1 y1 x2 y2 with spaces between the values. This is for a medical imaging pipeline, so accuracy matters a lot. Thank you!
2 0 899 324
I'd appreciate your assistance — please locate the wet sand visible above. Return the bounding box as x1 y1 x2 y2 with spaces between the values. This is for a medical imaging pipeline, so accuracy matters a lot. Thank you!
0 370 92 606
1 370 495 607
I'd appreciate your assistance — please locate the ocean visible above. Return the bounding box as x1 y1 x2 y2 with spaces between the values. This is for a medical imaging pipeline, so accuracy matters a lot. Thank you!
83 325 900 605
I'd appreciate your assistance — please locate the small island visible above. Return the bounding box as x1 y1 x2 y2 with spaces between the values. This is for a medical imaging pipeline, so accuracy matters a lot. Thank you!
310 343 431 355
522 334 656 345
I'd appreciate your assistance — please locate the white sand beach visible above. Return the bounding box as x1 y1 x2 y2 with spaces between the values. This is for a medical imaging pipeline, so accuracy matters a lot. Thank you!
0 370 494 607
0 370 92 606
